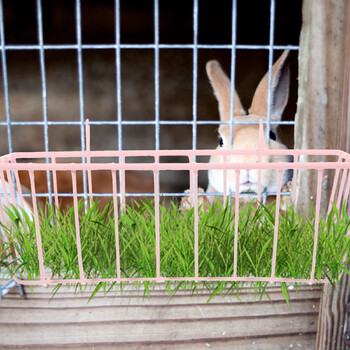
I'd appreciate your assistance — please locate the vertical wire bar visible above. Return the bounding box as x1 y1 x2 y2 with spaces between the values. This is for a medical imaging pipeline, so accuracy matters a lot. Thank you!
327 155 343 211
36 0 52 207
0 0 13 154
71 170 85 281
263 0 276 206
336 167 348 211
154 0 160 151
0 172 8 245
193 170 199 280
192 0 199 153
257 120 265 202
0 170 10 248
115 0 122 151
120 155 126 209
28 170 46 284
0 169 20 261
270 170 283 281
51 157 59 212
153 0 161 222
229 0 237 147
265 0 276 141
0 170 9 206
328 169 341 215
292 153 299 203
115 0 124 208
75 0 88 203
111 170 120 279
85 120 93 207
153 168 161 279
223 155 227 205
341 168 350 210
309 169 323 283
189 158 194 206
191 0 199 216
5 170 17 206
233 169 240 278
13 170 25 210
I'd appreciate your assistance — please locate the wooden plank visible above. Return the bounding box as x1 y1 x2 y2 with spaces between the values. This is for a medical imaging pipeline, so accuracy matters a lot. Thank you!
0 288 321 307
0 334 317 350
316 272 350 349
0 283 319 347
0 298 319 323
0 313 318 346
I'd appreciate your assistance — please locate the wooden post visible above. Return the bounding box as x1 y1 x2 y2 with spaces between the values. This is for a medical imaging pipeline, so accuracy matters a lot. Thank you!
295 0 350 348
295 0 350 213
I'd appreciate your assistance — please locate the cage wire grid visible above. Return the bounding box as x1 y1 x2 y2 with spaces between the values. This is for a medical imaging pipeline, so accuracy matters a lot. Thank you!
0 0 298 204
0 0 323 290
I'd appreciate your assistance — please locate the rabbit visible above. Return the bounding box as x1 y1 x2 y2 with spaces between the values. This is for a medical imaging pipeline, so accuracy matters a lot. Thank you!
181 50 293 209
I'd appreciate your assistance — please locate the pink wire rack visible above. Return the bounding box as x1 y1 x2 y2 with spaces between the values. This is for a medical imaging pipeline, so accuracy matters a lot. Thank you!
1 120 350 287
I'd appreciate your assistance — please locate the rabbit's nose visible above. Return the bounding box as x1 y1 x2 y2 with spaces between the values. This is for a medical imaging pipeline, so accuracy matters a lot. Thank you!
240 169 252 184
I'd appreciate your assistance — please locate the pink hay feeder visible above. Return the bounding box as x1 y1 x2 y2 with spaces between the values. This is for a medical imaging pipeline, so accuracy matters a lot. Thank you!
1 120 350 287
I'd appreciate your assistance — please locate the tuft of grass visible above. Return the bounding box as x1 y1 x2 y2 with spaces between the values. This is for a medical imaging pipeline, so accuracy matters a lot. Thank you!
1 198 350 303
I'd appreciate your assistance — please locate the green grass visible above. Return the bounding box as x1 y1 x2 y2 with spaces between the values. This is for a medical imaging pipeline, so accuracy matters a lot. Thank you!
1 198 350 303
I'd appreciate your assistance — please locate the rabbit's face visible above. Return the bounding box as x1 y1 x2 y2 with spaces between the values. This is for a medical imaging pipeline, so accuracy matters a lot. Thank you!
208 116 291 195
205 51 291 198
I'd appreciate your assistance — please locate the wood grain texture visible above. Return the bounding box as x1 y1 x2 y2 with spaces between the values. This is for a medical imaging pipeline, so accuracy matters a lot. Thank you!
0 283 320 349
296 1 350 349
316 273 350 350
294 0 350 214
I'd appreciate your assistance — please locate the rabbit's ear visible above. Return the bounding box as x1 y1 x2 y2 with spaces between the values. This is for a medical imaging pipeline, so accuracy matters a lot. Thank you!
249 50 290 122
206 60 246 121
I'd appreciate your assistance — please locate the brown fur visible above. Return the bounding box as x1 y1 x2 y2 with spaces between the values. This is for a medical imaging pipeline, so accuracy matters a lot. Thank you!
14 169 162 211
181 50 292 210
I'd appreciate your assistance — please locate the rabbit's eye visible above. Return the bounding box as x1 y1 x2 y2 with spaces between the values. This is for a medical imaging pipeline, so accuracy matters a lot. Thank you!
219 137 224 147
269 130 277 141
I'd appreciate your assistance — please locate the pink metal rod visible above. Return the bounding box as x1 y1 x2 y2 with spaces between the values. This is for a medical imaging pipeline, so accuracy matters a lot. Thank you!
2 120 350 288
2 147 349 160
233 170 240 279
270 170 283 280
111 170 121 280
0 160 349 173
309 170 324 282
71 170 85 281
12 274 330 286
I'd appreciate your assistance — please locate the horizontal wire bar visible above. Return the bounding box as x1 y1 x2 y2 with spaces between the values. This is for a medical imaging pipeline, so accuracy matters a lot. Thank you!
13 274 327 286
0 161 346 172
0 120 296 127
4 148 347 161
1 43 299 51
13 191 291 198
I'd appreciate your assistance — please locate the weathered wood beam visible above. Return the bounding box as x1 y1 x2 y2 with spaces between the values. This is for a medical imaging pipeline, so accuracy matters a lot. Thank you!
295 0 350 349
295 0 350 214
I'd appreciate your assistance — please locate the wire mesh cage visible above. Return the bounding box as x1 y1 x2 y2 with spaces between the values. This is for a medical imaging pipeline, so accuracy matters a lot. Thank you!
3 1 349 292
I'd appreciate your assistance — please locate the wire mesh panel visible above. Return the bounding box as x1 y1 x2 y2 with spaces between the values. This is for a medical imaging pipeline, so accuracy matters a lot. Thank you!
0 1 311 290
0 0 299 200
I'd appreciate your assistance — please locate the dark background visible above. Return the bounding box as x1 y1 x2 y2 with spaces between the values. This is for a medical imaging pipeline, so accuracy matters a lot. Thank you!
0 0 302 191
